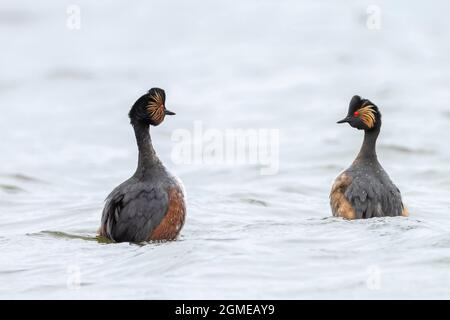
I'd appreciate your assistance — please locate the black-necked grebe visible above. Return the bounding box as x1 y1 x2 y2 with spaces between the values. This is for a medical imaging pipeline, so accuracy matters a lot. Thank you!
330 95 408 219
98 88 186 242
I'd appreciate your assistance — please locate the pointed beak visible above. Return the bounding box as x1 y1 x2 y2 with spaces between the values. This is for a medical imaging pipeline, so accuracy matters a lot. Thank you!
164 109 176 116
337 116 350 124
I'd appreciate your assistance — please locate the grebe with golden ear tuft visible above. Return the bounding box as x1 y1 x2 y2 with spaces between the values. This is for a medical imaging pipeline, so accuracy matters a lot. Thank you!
330 95 408 219
98 88 186 242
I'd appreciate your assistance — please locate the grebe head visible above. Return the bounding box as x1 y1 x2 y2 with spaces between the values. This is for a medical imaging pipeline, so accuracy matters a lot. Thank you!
337 95 381 131
129 88 175 126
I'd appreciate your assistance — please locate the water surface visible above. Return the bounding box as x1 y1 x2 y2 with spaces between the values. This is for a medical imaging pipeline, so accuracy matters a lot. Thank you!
1 0 450 299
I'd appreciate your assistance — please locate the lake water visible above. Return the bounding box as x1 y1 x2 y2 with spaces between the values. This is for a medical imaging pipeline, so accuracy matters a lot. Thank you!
1 0 450 299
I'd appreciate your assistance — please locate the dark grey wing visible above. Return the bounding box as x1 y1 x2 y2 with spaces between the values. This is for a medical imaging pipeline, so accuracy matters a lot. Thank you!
100 191 122 238
345 175 403 218
101 184 169 242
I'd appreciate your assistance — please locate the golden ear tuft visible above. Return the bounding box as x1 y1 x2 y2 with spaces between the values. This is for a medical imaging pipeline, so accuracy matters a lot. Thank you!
356 105 376 129
147 91 165 124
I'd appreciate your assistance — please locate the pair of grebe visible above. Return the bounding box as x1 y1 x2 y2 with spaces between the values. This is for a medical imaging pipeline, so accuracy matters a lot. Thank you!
98 89 407 243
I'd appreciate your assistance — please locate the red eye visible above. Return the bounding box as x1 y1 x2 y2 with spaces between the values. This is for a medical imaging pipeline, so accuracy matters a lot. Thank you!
354 111 359 117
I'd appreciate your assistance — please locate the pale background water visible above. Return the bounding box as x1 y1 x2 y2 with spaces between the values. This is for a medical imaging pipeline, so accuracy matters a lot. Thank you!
1 0 450 299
